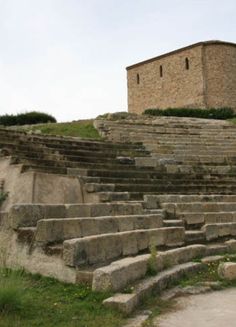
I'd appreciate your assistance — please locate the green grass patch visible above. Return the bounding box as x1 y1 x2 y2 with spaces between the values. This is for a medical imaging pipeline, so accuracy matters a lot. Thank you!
25 120 101 139
229 118 236 125
0 269 124 327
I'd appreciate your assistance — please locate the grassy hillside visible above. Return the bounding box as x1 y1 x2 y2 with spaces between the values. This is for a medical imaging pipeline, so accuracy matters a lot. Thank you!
24 120 101 139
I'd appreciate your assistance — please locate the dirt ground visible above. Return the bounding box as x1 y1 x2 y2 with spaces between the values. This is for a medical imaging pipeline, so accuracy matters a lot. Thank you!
155 288 236 327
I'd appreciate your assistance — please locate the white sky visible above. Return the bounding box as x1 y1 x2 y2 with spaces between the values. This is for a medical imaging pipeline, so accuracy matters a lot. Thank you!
0 0 235 122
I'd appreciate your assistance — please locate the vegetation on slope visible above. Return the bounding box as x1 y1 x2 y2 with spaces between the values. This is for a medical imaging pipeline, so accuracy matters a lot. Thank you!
0 269 124 327
143 107 235 120
24 120 101 139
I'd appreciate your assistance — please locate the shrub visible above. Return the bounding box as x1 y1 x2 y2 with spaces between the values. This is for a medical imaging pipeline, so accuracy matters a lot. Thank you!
143 107 235 120
146 243 158 276
0 111 57 126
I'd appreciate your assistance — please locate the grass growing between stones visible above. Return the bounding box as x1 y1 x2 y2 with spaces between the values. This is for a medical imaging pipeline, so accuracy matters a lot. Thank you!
0 269 125 327
23 120 101 139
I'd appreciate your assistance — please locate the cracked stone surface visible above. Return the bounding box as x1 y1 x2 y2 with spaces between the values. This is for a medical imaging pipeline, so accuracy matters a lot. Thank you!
155 288 236 327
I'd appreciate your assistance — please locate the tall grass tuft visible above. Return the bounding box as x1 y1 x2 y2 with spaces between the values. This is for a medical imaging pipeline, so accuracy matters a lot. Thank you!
0 269 26 314
146 243 158 276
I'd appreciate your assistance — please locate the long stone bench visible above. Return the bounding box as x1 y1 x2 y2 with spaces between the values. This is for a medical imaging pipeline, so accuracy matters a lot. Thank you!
63 227 185 266
35 213 164 244
9 202 144 228
92 244 206 292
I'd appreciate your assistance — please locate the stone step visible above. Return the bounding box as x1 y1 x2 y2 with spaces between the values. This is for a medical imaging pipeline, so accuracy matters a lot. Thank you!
202 223 236 241
19 136 144 150
178 212 236 227
98 192 131 202
15 150 138 165
18 157 148 171
85 183 115 193
21 164 68 175
92 244 206 292
0 130 146 152
185 230 206 244
35 213 164 244
114 183 236 193
82 174 236 184
9 202 144 228
103 262 205 314
163 219 184 227
161 202 236 214
130 191 236 202
144 194 236 207
146 153 236 163
166 164 235 174
63 227 185 267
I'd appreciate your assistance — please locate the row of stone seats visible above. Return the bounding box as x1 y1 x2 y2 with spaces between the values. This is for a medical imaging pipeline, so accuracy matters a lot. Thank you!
144 194 236 243
4 126 236 203
8 202 185 270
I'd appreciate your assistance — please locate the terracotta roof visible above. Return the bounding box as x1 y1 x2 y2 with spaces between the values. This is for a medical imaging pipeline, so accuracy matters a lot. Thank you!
126 40 236 70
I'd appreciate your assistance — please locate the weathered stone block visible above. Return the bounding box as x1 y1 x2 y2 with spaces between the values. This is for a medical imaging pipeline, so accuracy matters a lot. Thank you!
218 262 236 280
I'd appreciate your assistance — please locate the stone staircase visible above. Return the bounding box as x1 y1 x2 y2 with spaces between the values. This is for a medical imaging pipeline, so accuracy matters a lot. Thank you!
0 126 184 286
1 116 236 309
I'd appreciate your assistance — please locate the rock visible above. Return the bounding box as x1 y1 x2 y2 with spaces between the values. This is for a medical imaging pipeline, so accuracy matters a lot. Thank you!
218 262 236 280
116 157 135 164
225 239 236 253
201 255 224 264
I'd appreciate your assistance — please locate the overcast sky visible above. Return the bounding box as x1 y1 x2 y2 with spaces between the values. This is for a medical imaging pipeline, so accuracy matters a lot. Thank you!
0 0 235 122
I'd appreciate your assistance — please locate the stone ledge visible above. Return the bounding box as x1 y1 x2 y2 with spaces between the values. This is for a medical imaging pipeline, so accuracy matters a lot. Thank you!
103 262 205 314
92 244 205 292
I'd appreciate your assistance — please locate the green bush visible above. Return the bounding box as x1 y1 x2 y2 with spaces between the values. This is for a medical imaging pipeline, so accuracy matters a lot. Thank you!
0 111 57 126
143 107 235 120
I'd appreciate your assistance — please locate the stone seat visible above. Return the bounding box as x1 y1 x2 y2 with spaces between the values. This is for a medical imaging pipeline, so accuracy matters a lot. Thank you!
9 202 144 228
35 213 164 244
92 244 206 292
63 227 185 267
161 202 236 214
144 194 236 205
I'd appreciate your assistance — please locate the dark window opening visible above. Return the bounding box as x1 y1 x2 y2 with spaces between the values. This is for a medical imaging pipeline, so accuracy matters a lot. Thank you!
137 73 140 84
185 58 189 70
160 65 163 77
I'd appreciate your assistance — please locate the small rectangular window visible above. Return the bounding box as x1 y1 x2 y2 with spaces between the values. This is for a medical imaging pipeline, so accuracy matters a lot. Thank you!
137 73 140 84
160 65 163 77
185 58 189 70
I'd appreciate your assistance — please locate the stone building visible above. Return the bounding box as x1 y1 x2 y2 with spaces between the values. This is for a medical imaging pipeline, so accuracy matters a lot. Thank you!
126 40 236 114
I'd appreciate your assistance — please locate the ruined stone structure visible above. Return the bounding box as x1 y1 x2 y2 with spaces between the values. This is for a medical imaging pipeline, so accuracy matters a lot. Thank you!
2 116 236 313
127 40 236 114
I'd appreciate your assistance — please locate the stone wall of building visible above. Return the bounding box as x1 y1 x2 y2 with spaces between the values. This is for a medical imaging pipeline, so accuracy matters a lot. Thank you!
127 41 236 114
204 44 236 110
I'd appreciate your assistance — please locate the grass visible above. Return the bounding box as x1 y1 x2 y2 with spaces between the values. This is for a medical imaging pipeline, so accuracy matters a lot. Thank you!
23 120 101 139
2 257 236 327
0 192 8 206
0 269 125 327
229 118 236 125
